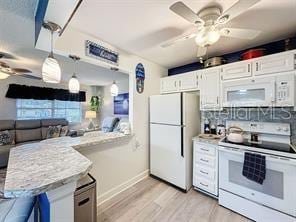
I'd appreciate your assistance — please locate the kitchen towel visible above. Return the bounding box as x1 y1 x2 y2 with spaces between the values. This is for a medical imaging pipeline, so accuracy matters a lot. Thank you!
242 152 266 184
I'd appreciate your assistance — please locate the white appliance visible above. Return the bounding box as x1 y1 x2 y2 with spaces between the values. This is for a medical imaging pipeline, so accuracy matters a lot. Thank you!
219 120 296 222
222 72 295 107
149 93 200 191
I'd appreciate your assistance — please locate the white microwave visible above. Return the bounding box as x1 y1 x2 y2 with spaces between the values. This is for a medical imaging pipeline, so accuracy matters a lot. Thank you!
222 72 295 107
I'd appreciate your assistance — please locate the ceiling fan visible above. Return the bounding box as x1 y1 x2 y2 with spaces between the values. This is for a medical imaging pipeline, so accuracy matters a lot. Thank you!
0 52 41 80
163 0 261 58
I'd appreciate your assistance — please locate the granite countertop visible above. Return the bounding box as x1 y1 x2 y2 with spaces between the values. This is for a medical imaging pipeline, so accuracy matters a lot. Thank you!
193 134 224 145
40 131 132 150
3 143 92 198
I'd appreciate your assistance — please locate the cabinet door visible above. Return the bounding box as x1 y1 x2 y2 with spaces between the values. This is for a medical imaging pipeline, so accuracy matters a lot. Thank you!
221 60 252 80
160 76 178 94
253 52 295 76
200 68 221 110
178 71 200 91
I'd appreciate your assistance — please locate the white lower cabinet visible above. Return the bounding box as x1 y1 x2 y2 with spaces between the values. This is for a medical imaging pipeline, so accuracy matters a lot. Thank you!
193 140 218 197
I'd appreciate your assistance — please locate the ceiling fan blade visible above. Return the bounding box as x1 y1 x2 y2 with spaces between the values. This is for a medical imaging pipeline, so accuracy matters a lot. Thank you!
220 28 261 39
20 74 42 80
197 46 207 57
161 32 197 48
170 1 204 25
0 52 16 60
10 68 32 74
217 0 260 24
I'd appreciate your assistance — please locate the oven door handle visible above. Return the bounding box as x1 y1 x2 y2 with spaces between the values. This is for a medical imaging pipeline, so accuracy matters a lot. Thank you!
218 146 296 166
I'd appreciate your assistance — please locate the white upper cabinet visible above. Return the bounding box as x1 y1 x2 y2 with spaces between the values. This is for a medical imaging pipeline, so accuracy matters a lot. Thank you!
178 71 200 91
200 68 221 110
252 51 295 76
160 76 179 93
220 60 252 80
160 71 200 94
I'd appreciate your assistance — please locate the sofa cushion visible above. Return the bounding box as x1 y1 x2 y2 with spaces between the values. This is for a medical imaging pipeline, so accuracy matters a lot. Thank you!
0 120 15 131
0 131 14 146
0 145 14 168
15 128 42 143
15 120 41 129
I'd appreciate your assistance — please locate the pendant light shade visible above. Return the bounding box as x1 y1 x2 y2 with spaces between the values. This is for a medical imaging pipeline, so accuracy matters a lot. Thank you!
69 75 80 93
68 55 80 93
0 71 9 80
110 81 119 97
42 21 62 83
42 56 61 83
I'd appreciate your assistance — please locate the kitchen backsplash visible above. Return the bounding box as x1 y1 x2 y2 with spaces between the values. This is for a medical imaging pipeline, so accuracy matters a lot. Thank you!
201 107 296 144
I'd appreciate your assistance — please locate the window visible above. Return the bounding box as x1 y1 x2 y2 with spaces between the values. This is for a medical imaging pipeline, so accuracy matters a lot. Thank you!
16 99 82 123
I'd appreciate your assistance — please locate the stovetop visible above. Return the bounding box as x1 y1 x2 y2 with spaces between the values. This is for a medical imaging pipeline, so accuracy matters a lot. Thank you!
219 138 296 157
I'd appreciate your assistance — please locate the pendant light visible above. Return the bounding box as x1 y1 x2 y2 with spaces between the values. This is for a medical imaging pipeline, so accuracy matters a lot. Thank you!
110 80 119 97
68 55 80 93
42 21 62 83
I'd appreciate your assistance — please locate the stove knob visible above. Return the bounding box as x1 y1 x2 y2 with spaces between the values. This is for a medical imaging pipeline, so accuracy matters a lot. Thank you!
283 127 289 132
276 127 282 131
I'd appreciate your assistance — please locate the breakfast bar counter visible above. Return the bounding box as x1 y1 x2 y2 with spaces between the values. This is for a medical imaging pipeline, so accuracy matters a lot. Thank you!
4 143 92 198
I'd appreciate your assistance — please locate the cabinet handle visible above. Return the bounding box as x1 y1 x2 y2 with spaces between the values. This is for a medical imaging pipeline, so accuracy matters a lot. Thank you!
200 182 209 187
221 68 223 72
200 170 209 175
174 81 177 87
216 97 219 105
200 158 209 163
256 62 259 71
200 148 209 152
179 81 181 87
248 64 250 72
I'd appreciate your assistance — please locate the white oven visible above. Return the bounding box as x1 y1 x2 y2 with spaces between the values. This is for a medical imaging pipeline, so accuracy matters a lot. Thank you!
222 72 295 107
219 146 296 217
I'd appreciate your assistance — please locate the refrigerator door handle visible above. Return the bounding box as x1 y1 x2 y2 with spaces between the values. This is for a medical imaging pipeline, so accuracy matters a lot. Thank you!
181 127 184 157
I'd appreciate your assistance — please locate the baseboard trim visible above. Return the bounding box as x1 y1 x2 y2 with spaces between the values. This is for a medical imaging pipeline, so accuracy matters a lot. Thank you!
97 169 149 205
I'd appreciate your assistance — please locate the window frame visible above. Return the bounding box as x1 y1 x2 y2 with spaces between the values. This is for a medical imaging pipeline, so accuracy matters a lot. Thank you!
16 99 82 123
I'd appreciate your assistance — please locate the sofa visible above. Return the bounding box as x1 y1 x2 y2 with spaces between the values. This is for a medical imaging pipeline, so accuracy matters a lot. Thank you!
0 118 68 168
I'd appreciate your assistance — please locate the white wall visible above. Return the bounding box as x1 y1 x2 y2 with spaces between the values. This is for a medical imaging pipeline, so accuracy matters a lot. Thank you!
55 26 167 203
0 75 96 129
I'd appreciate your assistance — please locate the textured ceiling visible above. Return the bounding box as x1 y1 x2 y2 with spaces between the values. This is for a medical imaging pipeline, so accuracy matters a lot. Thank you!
70 0 296 68
0 0 128 86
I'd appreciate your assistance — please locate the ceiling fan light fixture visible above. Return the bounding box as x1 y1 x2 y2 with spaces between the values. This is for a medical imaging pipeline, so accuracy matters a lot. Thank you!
195 26 220 47
218 14 229 24
0 71 10 80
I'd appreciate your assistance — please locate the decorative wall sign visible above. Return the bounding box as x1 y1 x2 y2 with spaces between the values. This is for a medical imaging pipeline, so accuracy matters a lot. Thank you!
135 63 145 94
114 93 129 115
85 40 119 65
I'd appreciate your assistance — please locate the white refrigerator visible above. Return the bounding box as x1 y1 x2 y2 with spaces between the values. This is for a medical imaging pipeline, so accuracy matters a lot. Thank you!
149 92 200 191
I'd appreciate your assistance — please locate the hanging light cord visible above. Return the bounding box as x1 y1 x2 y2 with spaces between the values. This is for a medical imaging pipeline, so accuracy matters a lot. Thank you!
49 30 54 58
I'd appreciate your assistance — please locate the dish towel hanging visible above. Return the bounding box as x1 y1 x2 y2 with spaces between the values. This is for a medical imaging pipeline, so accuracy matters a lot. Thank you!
242 152 266 184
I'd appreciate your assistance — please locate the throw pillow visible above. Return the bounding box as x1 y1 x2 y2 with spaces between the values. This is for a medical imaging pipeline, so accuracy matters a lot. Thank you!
60 126 69 137
46 125 62 139
0 130 13 146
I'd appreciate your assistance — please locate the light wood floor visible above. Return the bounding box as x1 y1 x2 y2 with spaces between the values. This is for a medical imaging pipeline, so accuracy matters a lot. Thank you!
97 177 252 222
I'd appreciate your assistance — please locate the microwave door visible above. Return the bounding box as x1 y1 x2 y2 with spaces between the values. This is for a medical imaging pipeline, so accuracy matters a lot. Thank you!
222 78 275 107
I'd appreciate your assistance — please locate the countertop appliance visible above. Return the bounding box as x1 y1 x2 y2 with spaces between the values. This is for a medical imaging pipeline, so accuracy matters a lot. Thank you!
222 72 295 107
75 174 97 222
218 120 296 222
149 93 200 191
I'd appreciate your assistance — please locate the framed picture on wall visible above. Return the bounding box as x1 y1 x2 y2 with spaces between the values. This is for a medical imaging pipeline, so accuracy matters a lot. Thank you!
114 93 129 115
